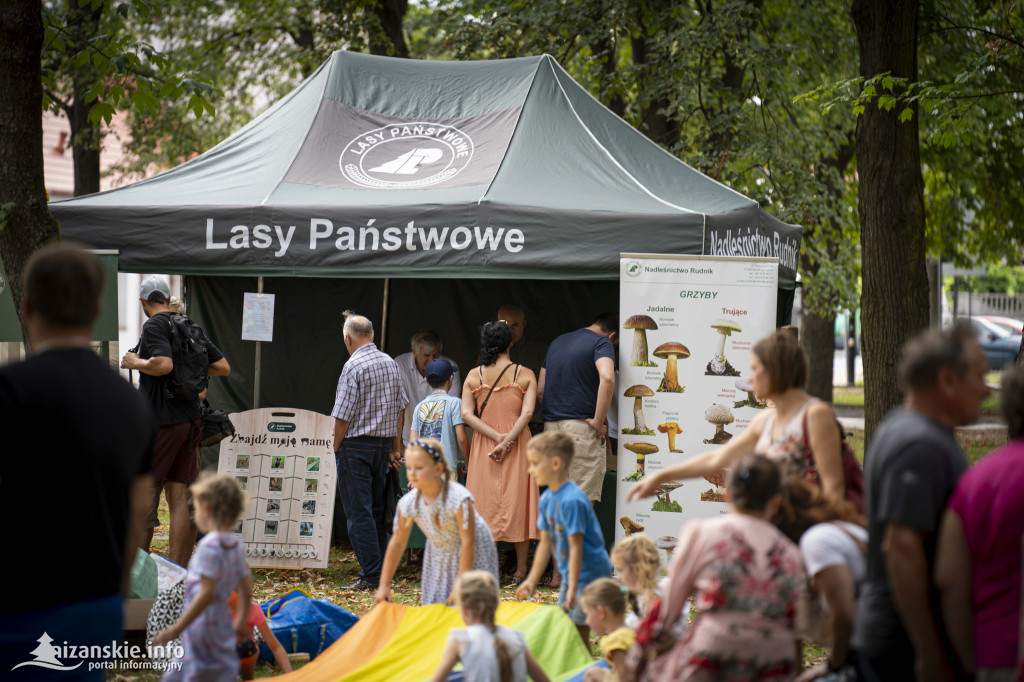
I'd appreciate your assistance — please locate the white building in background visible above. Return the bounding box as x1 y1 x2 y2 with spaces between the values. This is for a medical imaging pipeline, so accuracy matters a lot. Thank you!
42 109 180 380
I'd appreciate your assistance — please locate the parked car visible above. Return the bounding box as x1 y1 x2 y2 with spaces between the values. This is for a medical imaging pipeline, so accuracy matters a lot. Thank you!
958 315 1021 370
978 315 1024 335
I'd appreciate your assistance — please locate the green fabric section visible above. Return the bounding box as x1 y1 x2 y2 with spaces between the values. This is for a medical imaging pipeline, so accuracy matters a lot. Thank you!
323 51 541 118
512 603 596 679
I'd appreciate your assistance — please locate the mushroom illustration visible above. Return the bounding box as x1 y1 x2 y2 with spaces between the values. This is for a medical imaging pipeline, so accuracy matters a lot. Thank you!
734 379 767 409
656 481 683 506
620 517 645 536
624 442 659 474
657 422 683 452
706 318 742 376
624 314 658 366
654 341 690 392
656 535 678 560
702 404 735 444
623 384 655 433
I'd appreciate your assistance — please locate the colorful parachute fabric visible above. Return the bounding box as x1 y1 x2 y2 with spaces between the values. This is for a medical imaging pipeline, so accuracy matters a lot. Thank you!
274 600 594 681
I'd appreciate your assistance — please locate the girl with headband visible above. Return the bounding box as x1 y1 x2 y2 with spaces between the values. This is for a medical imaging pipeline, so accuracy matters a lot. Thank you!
376 438 499 605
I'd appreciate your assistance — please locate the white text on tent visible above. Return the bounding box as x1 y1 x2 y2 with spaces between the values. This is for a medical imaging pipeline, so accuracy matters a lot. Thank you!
308 218 524 253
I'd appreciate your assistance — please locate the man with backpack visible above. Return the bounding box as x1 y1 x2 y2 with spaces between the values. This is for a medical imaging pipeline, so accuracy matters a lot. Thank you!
121 275 230 567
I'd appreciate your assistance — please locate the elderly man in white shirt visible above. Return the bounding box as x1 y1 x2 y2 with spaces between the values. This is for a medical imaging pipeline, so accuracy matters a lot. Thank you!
395 329 462 446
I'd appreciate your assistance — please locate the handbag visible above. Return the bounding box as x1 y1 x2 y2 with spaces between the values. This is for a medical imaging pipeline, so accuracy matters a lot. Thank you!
474 363 516 418
802 407 865 513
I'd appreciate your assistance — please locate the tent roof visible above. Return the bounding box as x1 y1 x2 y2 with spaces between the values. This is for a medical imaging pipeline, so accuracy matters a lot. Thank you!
51 51 801 286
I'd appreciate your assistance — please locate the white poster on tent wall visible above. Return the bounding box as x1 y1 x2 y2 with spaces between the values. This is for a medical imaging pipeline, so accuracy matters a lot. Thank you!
615 254 779 551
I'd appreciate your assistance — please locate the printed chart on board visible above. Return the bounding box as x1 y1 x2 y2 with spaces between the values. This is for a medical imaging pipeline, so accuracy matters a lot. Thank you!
219 408 336 569
615 254 779 550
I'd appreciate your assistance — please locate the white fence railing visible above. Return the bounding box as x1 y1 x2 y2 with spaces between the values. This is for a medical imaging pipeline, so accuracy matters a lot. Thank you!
962 293 1024 318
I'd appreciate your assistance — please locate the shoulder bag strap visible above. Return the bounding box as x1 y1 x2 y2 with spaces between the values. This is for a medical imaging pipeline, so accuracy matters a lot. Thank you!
830 520 868 555
475 363 515 419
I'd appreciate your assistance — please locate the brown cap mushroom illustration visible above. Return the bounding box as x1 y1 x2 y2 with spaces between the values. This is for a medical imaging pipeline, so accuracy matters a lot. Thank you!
657 422 683 452
624 314 658 366
620 517 645 536
654 341 690 392
624 442 658 474
706 318 742 376
624 384 655 432
702 404 735 444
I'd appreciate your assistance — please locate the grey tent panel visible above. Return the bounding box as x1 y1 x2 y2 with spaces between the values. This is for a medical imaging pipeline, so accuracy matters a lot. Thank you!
50 52 801 287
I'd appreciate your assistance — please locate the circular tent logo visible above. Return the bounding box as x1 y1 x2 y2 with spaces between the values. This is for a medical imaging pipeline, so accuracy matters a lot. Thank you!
340 122 475 189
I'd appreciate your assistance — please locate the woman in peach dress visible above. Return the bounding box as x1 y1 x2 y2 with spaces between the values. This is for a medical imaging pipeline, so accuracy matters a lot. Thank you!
462 321 540 581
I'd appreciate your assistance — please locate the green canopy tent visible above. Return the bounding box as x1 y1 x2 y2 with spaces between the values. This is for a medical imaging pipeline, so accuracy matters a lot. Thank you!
50 51 801 548
50 50 801 413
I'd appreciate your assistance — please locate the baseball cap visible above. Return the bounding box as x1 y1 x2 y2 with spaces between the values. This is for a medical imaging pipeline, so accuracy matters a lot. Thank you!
425 358 454 383
139 275 171 302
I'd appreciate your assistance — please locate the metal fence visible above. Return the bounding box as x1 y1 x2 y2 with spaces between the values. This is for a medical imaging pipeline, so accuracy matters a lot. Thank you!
965 293 1024 318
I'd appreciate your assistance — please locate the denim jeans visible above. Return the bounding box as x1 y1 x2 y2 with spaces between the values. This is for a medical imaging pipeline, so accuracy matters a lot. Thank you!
335 436 391 583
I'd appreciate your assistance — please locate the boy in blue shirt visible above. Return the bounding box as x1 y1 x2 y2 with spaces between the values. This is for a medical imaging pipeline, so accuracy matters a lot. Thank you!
516 430 613 643
409 359 469 474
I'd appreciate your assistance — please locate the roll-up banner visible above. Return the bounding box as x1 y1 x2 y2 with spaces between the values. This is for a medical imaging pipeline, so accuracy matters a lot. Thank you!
615 254 779 549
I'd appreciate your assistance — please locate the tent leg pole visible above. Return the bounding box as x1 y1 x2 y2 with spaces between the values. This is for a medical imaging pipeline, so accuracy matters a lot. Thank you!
254 276 263 409
381 278 390 351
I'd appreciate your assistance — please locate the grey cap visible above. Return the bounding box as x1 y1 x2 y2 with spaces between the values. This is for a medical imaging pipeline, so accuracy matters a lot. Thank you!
140 275 171 302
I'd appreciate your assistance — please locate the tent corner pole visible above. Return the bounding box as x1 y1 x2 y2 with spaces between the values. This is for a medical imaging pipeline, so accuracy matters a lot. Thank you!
381 278 390 351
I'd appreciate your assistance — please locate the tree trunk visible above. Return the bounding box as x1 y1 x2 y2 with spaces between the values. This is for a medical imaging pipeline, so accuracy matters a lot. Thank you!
369 0 409 58
803 310 836 403
0 0 61 342
852 0 928 448
67 0 104 196
630 34 674 146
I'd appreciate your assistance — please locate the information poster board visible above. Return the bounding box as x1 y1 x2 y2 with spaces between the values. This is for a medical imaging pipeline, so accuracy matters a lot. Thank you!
219 408 336 569
615 254 779 548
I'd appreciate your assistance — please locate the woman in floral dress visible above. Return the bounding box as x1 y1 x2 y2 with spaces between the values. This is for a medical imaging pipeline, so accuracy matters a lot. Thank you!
652 455 805 681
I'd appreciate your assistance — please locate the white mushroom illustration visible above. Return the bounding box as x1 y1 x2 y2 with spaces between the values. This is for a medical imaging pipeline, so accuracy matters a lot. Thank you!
706 318 742 376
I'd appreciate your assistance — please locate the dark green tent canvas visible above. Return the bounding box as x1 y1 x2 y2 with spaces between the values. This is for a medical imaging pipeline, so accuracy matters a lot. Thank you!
50 52 801 287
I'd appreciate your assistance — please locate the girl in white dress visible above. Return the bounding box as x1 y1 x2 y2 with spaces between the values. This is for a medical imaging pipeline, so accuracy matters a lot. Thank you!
431 571 550 682
376 439 499 605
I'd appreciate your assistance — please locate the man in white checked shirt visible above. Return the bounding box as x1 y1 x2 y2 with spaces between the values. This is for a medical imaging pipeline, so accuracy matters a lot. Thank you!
332 311 408 591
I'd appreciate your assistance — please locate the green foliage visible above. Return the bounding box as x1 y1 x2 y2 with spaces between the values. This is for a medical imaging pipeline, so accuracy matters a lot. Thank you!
651 498 682 513
421 0 861 317
41 0 221 128
800 1 1024 270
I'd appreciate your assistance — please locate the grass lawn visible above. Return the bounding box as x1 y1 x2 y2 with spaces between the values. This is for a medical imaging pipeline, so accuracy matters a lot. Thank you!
833 385 1003 417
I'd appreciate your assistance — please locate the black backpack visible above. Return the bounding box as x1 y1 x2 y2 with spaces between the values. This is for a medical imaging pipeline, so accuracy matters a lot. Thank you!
162 313 211 400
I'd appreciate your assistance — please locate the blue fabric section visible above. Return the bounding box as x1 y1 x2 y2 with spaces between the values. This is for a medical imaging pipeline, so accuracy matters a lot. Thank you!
257 593 359 663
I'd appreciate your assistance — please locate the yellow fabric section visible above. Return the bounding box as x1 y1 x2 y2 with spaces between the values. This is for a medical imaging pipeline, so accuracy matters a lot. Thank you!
339 602 465 681
273 602 407 682
598 626 635 665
